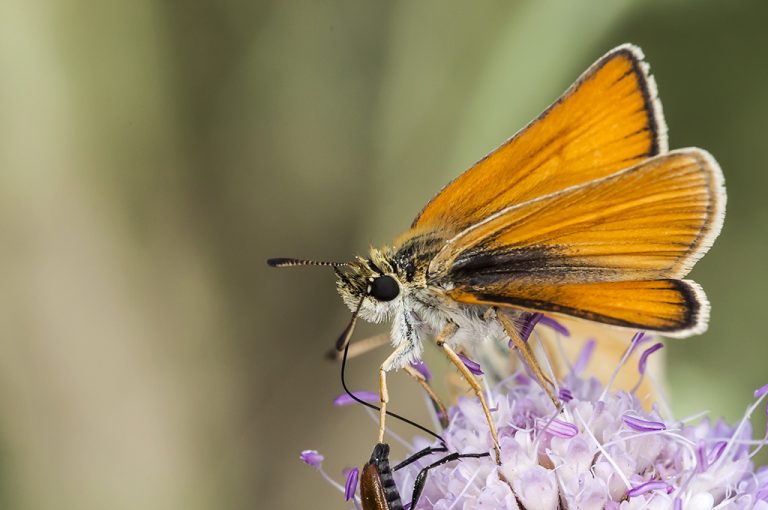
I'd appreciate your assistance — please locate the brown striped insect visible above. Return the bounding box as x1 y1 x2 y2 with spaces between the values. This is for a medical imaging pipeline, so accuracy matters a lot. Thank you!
360 443 488 510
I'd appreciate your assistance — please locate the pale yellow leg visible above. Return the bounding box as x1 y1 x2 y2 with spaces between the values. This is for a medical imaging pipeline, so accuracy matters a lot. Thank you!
403 364 450 429
378 345 407 443
498 311 559 406
435 323 503 465
326 333 389 361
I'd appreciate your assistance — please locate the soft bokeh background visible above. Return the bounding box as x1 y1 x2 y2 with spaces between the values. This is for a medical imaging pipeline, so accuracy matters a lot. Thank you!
1 1 767 509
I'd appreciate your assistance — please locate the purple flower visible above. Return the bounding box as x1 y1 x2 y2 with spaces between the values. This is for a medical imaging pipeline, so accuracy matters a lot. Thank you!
333 391 379 407
385 371 768 509
343 467 358 501
299 450 323 468
304 332 768 510
458 353 483 375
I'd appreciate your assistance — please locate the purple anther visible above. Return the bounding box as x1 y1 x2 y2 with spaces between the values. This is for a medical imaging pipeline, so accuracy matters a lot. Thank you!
638 343 664 375
546 418 579 438
626 480 672 497
344 467 359 501
458 353 484 375
300 450 324 468
539 316 570 337
333 391 379 407
622 415 666 432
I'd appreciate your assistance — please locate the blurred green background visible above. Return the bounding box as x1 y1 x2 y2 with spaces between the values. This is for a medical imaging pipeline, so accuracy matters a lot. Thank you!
1 1 767 509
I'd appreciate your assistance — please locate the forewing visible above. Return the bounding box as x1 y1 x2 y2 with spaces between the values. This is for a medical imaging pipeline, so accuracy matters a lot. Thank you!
408 44 667 238
432 149 724 281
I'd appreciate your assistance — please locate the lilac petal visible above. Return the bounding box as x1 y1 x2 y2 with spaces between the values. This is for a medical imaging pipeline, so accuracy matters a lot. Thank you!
594 401 605 416
333 391 379 407
573 339 596 374
300 450 324 468
545 418 578 438
674 497 683 510
458 353 483 376
622 415 666 432
755 383 768 398
344 467 359 501
558 388 574 402
514 373 531 385
410 360 431 382
518 313 542 343
757 486 768 501
626 480 672 497
539 316 570 337
638 343 664 375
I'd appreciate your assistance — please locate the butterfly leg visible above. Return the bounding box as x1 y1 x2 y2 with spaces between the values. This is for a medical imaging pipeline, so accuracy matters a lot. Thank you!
497 310 559 406
403 364 450 429
435 323 502 465
325 333 389 361
329 332 449 430
378 344 409 443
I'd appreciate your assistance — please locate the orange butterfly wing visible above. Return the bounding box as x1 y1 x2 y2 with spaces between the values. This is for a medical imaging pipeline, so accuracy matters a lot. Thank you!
439 150 725 336
405 44 666 240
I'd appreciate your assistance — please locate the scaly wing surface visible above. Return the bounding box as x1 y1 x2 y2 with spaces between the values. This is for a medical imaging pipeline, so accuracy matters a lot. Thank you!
436 149 725 336
405 44 667 241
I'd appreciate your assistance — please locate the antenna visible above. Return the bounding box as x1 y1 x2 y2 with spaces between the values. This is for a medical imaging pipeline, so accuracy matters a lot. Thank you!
266 257 347 268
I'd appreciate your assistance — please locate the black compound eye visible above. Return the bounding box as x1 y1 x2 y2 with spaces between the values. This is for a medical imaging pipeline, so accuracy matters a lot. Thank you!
369 275 399 301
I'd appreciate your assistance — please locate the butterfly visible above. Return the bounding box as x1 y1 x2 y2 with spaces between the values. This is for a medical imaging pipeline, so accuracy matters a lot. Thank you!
268 43 726 464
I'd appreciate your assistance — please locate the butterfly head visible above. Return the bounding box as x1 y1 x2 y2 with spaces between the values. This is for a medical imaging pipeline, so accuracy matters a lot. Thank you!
334 249 403 323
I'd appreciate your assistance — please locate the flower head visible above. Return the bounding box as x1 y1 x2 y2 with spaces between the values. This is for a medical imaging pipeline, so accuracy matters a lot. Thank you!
302 332 768 510
387 372 768 510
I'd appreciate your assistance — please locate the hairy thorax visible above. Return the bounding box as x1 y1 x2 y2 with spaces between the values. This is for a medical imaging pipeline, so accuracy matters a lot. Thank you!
335 243 510 371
